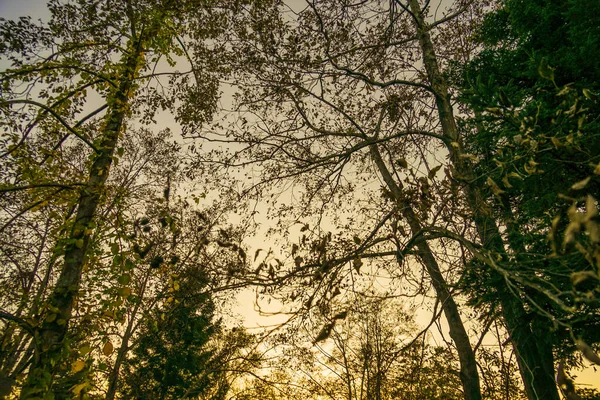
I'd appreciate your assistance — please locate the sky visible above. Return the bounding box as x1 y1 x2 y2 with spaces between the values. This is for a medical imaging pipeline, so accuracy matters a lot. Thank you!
0 0 48 20
1 0 598 393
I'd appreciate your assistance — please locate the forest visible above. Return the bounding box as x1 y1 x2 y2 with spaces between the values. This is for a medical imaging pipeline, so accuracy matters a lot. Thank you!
0 0 599 399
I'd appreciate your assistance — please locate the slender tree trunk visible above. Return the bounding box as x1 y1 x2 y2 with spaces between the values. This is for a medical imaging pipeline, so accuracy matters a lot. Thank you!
19 37 145 399
406 1 560 398
370 144 482 400
105 269 151 400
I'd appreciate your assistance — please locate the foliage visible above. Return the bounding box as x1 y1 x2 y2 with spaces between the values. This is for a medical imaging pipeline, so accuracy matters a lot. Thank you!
460 0 600 356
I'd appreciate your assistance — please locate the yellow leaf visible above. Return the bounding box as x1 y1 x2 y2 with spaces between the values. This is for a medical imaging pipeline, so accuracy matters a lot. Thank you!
586 196 598 219
513 134 522 145
72 383 87 395
523 162 537 175
571 177 591 190
173 281 179 291
508 172 523 179
71 360 86 374
594 163 600 175
486 177 505 196
102 341 114 356
79 344 92 355
459 153 478 162
583 88 594 99
46 313 57 323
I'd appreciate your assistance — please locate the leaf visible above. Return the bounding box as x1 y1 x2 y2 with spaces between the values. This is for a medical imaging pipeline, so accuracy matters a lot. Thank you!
586 220 600 243
428 165 442 179
538 58 555 82
396 158 408 168
110 243 119 255
102 341 113 356
313 322 335 343
513 134 522 145
353 257 363 272
563 221 581 245
551 137 562 149
117 274 130 285
79 344 92 355
459 153 478 162
486 177 505 196
254 248 263 261
586 196 598 219
291 243 298 256
71 360 86 374
571 177 590 190
594 163 600 175
72 383 87 396
353 235 361 245
501 175 513 189
523 162 537 175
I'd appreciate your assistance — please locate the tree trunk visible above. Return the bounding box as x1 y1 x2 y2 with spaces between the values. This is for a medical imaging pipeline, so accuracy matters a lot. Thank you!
406 1 560 398
19 38 145 399
105 269 152 400
370 144 482 400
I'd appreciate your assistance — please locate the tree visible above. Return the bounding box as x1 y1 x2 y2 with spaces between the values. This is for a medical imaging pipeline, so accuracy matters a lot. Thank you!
119 266 221 400
213 1 507 399
0 0 266 396
458 0 600 397
223 0 594 396
258 296 526 400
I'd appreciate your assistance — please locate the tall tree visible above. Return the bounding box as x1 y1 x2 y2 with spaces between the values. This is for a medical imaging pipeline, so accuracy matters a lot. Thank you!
458 0 600 396
0 0 265 396
216 1 492 399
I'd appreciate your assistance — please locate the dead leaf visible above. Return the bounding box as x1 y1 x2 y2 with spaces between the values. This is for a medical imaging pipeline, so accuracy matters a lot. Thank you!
571 177 591 190
102 341 113 356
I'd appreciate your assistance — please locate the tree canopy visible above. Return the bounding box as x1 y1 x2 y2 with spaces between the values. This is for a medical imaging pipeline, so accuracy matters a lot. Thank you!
0 0 599 399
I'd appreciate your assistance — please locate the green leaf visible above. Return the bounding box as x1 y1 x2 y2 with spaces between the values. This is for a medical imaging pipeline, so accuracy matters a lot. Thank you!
111 243 120 255
118 274 131 285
